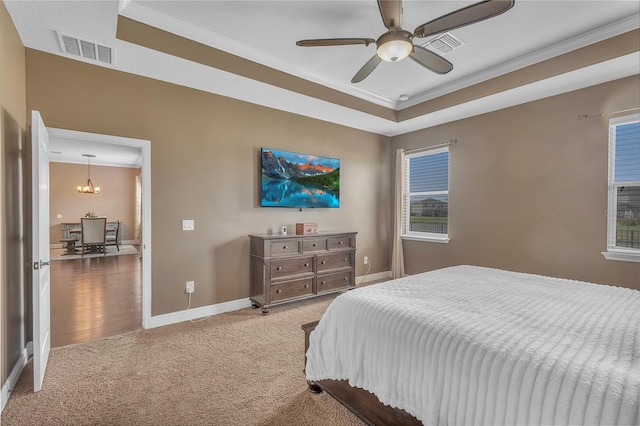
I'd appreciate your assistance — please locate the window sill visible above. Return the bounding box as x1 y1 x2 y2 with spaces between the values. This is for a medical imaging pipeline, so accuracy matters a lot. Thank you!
602 251 640 263
402 235 450 244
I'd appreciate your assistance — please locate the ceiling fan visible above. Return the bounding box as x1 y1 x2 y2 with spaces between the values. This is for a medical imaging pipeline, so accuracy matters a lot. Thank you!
296 0 515 83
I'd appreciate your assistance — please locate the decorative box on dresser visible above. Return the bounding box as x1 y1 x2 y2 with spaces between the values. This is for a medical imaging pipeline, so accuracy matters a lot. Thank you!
249 232 357 314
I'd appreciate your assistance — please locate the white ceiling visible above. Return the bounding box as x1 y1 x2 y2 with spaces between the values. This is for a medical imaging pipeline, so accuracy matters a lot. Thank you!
128 0 640 108
49 135 142 168
5 0 640 152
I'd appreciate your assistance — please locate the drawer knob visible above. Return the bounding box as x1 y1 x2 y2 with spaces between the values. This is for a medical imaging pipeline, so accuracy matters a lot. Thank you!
321 281 325 285
344 277 348 281
313 243 317 247
304 263 309 267
276 266 282 271
339 241 343 245
283 246 287 249
276 289 282 294
304 284 309 288
343 258 347 262
321 260 326 264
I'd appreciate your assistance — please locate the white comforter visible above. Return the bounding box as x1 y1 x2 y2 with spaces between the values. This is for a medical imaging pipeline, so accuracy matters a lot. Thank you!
305 266 640 425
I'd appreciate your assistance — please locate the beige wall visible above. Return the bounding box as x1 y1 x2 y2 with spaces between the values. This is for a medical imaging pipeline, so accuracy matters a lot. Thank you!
1 0 27 385
49 162 139 244
25 49 391 316
392 76 640 290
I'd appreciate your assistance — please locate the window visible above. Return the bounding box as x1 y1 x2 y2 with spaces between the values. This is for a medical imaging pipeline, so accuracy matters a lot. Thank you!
403 147 449 242
604 114 640 262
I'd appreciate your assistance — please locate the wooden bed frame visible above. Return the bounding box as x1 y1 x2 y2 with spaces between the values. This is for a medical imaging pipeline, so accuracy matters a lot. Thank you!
302 321 422 426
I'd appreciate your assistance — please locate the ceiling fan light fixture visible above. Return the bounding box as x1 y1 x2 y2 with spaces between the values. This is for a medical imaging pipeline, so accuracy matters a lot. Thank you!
376 30 413 62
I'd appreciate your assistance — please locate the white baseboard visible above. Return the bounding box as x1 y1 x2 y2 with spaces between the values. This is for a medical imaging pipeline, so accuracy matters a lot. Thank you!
355 270 392 286
1 346 30 412
145 272 391 329
148 297 252 328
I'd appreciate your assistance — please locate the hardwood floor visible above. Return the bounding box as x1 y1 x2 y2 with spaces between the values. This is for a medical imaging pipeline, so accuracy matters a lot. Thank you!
50 254 142 348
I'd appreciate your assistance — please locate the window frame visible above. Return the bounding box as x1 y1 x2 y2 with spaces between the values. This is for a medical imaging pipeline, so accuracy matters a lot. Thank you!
603 113 640 263
402 146 450 243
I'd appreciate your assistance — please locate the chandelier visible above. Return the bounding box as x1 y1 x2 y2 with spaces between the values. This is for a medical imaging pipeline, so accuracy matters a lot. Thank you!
77 154 100 194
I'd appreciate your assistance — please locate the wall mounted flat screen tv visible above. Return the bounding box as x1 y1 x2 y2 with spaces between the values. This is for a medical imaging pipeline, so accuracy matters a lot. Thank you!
261 148 340 208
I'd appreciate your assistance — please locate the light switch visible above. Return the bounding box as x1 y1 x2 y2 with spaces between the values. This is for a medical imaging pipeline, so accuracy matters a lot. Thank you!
56 214 63 219
182 220 194 231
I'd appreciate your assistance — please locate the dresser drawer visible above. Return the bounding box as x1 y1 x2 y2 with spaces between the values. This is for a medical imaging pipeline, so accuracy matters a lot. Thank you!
316 271 352 293
317 252 352 272
272 278 314 302
328 235 352 250
270 239 299 257
249 232 357 314
271 256 314 280
303 238 327 253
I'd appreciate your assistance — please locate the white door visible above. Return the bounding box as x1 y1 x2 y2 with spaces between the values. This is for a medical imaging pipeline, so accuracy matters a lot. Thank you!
31 110 51 392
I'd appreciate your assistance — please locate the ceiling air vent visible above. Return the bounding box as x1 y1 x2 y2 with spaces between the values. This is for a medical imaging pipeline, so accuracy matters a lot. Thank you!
56 32 114 65
421 32 464 56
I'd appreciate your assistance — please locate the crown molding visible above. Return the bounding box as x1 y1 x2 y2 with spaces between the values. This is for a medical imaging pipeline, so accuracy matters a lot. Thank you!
118 1 397 110
402 14 640 109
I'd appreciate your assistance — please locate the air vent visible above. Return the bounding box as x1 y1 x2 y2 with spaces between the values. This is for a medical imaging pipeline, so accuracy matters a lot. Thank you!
421 32 464 56
56 32 114 65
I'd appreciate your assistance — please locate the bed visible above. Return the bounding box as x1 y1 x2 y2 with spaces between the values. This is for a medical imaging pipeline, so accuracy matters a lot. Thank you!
303 265 640 425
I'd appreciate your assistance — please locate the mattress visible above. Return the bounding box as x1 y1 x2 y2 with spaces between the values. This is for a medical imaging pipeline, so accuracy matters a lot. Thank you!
305 265 640 425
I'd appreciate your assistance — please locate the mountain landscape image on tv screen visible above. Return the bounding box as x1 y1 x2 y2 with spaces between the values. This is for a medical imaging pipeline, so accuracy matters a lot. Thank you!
261 148 340 208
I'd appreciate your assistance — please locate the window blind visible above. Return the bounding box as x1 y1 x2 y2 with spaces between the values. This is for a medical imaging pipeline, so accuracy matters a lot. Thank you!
404 148 449 237
610 120 640 250
409 152 449 192
614 122 640 183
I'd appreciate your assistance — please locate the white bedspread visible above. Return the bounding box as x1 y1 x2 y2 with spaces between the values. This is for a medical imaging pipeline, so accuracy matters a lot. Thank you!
305 266 640 425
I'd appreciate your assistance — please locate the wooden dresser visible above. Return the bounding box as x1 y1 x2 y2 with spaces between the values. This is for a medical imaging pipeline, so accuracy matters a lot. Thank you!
249 232 357 313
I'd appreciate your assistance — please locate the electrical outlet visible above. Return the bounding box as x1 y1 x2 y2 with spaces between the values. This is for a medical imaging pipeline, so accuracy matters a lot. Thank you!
185 281 195 294
364 256 369 265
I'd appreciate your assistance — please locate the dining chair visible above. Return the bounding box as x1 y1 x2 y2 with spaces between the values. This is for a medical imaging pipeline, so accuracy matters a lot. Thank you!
81 217 107 256
106 220 120 252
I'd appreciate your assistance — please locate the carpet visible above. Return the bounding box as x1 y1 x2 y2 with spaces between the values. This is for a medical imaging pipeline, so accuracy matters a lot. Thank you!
50 244 140 261
1 294 364 426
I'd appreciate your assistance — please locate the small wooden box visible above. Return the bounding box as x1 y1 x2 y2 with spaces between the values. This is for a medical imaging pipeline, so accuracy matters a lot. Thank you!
296 223 318 235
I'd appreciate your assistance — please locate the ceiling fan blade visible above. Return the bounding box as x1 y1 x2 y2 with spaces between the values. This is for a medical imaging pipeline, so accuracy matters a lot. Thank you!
351 55 382 83
296 38 375 47
410 45 453 74
377 0 402 30
413 0 514 39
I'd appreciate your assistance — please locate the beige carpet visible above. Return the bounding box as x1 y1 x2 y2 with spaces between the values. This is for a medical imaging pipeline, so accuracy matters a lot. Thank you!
50 244 140 261
2 294 364 426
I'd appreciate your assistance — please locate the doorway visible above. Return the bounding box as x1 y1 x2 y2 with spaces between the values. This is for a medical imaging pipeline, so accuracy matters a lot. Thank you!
46 127 151 345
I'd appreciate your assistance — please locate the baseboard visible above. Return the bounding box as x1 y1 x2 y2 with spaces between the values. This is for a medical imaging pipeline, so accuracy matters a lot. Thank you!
355 270 392 286
148 297 252 328
1 346 30 412
145 272 390 329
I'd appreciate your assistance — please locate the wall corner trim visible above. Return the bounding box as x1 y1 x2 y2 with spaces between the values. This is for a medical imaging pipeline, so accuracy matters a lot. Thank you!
1 345 30 412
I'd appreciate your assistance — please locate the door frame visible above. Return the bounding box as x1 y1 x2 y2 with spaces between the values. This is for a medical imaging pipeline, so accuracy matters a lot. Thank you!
47 128 152 328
